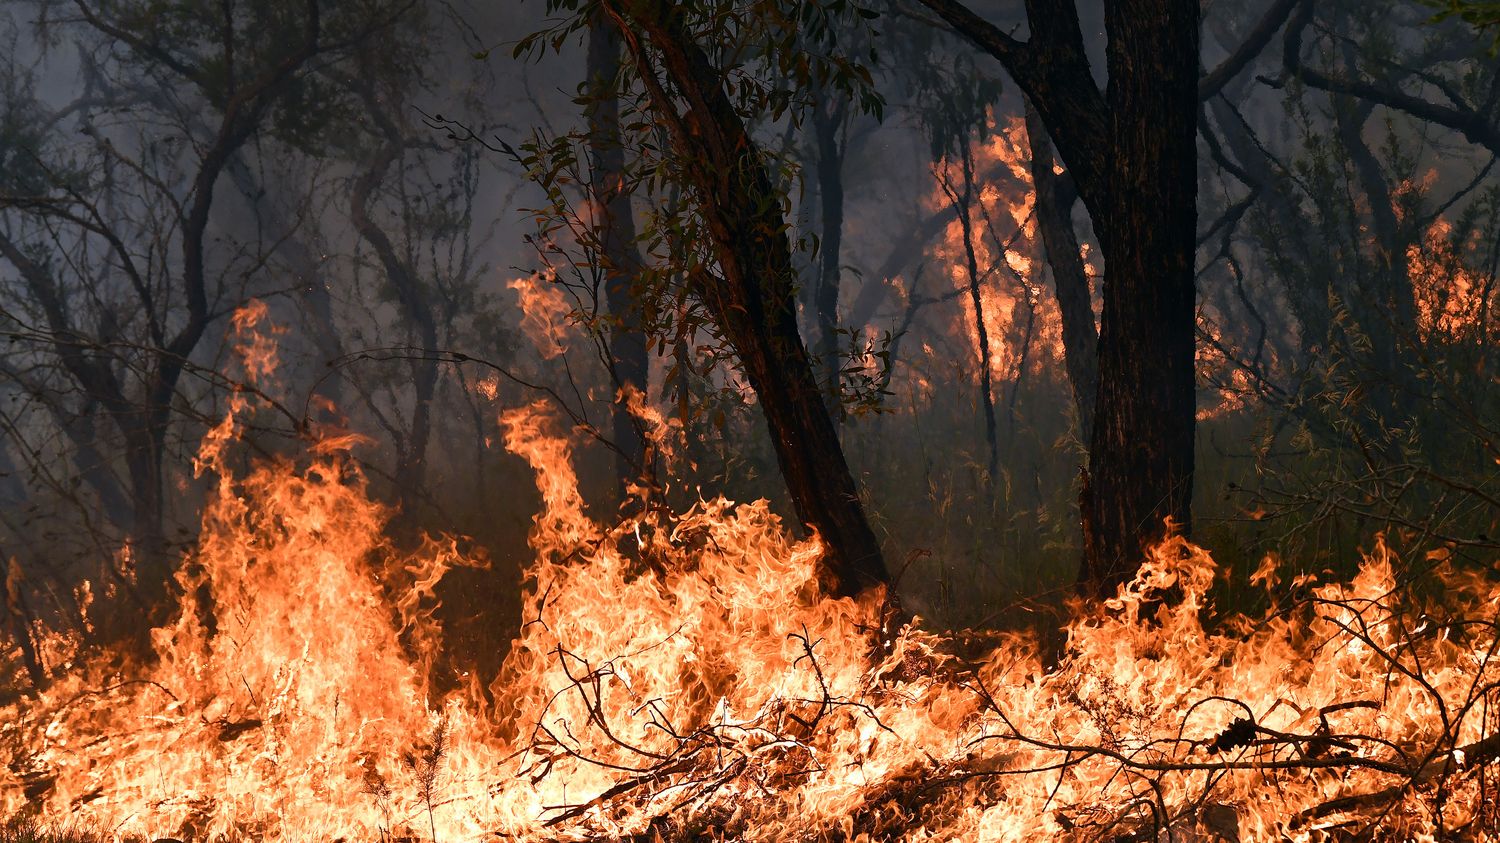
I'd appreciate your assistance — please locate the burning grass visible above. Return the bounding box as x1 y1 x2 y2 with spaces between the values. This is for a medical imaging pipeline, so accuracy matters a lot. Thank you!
4 390 1500 840
0 817 114 843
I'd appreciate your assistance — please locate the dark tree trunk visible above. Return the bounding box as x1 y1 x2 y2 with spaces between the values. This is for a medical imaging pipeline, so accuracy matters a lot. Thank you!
349 137 438 507
942 137 1000 477
347 67 441 511
608 1 890 598
1025 104 1098 437
811 94 847 413
125 429 169 588
586 21 650 496
919 0 1199 596
1080 0 1199 594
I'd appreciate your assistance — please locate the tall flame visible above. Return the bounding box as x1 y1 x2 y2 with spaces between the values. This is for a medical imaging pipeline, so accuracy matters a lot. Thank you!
4 308 1500 841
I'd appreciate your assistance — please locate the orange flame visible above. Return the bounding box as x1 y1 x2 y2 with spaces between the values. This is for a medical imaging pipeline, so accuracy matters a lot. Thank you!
508 272 573 360
927 116 1067 389
5 325 1500 841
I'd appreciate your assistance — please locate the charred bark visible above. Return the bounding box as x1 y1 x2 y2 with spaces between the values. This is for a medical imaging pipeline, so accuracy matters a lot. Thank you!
920 0 1199 596
605 1 890 598
1080 0 1200 595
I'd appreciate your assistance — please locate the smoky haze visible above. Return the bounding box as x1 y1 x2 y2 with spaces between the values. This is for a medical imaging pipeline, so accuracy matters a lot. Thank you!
0 0 1495 661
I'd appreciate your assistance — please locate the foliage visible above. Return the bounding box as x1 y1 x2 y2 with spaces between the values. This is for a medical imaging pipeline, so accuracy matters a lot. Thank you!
1193 0 1500 598
1424 0 1500 48
503 0 889 432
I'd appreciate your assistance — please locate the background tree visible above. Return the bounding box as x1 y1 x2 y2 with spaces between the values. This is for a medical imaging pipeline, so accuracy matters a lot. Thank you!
916 0 1201 594
584 17 650 498
512 0 895 598
0 0 402 623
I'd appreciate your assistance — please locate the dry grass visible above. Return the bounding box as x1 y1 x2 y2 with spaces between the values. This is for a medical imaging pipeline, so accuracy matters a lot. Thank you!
0 818 124 843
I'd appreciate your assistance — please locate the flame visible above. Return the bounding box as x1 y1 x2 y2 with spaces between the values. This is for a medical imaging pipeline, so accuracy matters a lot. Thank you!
1392 170 1493 341
508 272 573 360
228 298 284 385
926 116 1066 390
1408 215 1490 340
5 322 1500 841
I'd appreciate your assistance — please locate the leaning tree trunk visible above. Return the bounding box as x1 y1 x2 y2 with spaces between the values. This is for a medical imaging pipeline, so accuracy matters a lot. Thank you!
607 1 890 598
1024 104 1097 438
1079 0 1199 595
586 20 650 497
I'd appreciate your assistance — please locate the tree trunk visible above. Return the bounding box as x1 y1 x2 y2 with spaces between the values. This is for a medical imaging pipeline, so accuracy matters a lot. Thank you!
1079 0 1199 595
349 138 438 507
1024 104 1097 437
943 137 1000 477
586 20 650 497
347 69 440 511
1331 86 1420 429
919 0 1199 595
608 1 890 598
812 94 847 414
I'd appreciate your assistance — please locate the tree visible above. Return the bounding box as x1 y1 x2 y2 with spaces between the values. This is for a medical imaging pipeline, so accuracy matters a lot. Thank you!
1191 0 1500 569
584 18 651 498
1024 105 1097 437
0 0 410 626
518 0 893 599
916 0 1200 595
606 0 892 598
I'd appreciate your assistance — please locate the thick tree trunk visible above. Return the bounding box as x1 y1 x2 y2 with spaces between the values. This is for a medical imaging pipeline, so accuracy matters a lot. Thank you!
586 21 650 496
1079 0 1199 595
918 0 1199 595
608 2 890 598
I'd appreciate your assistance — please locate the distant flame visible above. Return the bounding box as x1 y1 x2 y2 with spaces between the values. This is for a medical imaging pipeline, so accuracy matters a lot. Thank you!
928 115 1066 388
